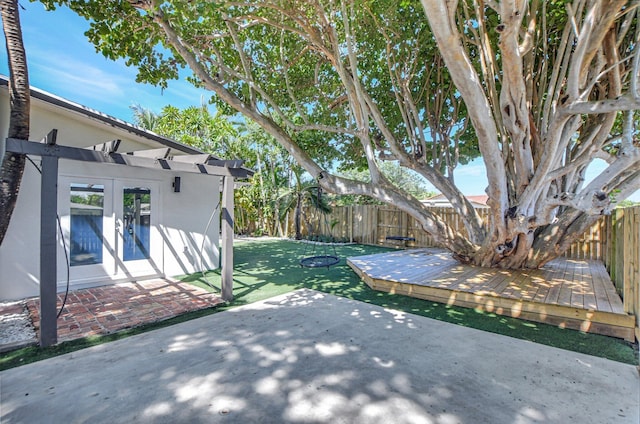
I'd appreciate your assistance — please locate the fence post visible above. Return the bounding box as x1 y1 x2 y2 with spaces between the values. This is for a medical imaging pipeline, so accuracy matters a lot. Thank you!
633 208 640 337
608 210 617 289
374 205 379 244
613 208 625 296
623 207 639 317
348 205 353 243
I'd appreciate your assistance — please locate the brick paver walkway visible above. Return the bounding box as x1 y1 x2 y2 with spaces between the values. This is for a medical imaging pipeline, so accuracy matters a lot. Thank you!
24 279 223 343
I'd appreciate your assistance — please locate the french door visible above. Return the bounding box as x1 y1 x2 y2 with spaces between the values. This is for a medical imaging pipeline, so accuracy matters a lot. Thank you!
59 176 161 287
114 180 161 278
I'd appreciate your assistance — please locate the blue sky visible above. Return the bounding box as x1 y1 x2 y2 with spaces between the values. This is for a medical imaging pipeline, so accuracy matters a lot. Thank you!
1 3 637 201
0 3 209 120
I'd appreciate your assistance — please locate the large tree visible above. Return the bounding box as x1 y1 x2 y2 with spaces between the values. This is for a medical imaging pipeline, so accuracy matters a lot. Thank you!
41 0 640 268
0 0 29 245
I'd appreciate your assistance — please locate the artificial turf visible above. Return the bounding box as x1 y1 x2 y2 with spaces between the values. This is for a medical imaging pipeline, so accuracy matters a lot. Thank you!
183 238 638 365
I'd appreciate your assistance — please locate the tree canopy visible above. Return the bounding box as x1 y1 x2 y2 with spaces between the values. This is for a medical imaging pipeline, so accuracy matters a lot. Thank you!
38 0 640 269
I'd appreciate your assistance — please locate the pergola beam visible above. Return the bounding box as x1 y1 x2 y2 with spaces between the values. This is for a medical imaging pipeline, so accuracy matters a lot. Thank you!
6 138 252 178
129 147 172 159
91 139 121 153
172 153 211 164
208 159 245 168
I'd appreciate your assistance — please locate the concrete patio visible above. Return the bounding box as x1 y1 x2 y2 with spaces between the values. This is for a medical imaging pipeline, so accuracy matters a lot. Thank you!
1 289 638 423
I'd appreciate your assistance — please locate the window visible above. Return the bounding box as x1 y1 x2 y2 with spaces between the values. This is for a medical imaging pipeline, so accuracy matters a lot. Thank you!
70 184 104 266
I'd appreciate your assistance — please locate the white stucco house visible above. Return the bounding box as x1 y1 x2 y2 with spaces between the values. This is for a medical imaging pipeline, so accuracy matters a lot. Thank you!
0 76 252 304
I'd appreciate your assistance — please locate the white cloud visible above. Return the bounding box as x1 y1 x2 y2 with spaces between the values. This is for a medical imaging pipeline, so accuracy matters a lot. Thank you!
31 56 127 100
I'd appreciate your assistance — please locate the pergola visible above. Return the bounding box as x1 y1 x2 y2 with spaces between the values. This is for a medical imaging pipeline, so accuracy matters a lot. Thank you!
6 131 253 346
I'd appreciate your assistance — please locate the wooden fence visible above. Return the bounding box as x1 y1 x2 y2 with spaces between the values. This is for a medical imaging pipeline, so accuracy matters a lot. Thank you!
601 207 640 338
288 204 640 337
288 204 606 259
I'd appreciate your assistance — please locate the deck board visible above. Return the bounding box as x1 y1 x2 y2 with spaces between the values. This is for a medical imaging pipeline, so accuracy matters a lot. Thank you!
542 259 567 305
531 271 551 304
582 261 598 310
347 248 635 341
478 270 512 296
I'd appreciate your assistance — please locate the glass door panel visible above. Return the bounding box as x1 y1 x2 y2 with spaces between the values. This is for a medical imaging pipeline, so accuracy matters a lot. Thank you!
114 180 160 278
59 176 115 288
69 184 105 266
123 187 152 261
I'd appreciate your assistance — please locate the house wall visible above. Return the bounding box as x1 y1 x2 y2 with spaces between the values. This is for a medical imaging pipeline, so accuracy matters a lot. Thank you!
0 158 221 301
0 163 41 299
161 172 222 278
0 86 222 301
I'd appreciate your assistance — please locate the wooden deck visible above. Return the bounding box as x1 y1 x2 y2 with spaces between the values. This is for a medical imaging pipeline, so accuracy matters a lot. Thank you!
347 248 636 341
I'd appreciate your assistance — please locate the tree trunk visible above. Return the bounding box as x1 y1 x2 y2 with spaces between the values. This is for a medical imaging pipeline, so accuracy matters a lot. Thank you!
0 0 29 245
294 192 302 240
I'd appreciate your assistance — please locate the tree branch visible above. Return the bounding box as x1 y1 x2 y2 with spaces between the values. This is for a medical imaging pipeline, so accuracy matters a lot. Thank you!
420 0 508 239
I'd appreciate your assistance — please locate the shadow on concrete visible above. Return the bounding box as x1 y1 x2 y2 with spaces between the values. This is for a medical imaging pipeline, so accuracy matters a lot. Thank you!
1 289 638 423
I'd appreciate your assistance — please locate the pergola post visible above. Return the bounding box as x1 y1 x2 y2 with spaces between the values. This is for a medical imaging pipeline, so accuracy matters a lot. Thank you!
40 153 59 347
221 175 235 302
